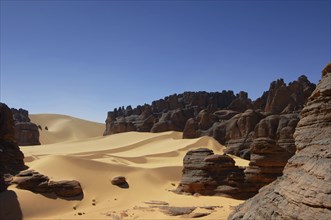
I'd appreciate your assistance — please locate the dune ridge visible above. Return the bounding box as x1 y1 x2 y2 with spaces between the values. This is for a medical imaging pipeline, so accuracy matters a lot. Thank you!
29 114 105 145
4 114 249 219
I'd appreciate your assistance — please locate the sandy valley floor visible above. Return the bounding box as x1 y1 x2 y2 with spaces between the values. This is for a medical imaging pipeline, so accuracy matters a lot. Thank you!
1 114 248 219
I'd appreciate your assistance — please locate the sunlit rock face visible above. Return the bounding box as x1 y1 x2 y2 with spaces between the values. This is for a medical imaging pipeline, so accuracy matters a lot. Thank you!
229 64 331 220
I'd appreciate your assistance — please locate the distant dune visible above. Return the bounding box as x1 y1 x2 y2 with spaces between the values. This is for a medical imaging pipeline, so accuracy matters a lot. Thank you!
29 114 105 144
2 114 249 219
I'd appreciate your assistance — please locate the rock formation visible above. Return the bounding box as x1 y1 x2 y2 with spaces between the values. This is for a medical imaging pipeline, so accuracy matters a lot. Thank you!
176 148 256 199
11 169 83 198
104 75 316 193
11 108 40 146
212 109 265 159
104 76 315 162
0 103 26 192
243 113 298 188
104 91 238 135
229 64 331 219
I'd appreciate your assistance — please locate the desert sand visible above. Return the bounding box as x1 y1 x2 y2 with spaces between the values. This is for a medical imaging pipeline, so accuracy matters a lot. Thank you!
4 114 248 219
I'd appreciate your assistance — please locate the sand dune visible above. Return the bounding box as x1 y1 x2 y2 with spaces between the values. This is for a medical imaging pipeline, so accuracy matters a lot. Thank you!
6 114 249 219
29 114 105 144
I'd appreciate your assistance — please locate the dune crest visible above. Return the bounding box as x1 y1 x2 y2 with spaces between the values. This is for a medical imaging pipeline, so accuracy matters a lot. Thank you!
29 114 105 144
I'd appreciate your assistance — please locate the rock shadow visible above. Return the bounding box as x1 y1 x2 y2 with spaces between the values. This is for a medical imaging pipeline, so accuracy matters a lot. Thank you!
116 182 129 189
0 190 23 220
40 191 84 201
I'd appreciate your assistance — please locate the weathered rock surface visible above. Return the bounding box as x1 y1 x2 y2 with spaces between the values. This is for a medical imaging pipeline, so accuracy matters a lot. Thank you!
0 103 26 179
244 113 299 188
253 75 315 114
176 148 256 199
11 108 40 146
48 180 83 197
213 109 264 159
104 76 316 195
11 169 83 198
104 91 238 135
229 64 331 220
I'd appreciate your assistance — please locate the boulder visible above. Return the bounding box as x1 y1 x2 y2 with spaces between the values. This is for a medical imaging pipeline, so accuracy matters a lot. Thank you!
111 176 129 188
13 170 49 192
12 169 83 198
48 180 83 197
229 64 331 220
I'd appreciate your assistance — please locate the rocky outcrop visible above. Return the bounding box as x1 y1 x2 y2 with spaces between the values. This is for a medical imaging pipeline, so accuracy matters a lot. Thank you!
229 64 331 219
152 108 195 133
11 108 40 146
104 91 238 135
0 103 26 176
11 169 83 198
185 76 315 160
0 103 26 193
253 75 315 114
212 109 264 159
104 76 315 169
244 113 299 188
176 148 256 199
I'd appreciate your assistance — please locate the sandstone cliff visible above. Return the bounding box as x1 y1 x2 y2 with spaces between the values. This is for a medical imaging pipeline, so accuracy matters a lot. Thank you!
0 103 26 192
11 108 40 146
229 64 331 219
104 76 314 139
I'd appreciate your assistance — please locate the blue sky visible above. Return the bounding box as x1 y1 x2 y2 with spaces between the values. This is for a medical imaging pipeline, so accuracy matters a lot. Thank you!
1 0 330 123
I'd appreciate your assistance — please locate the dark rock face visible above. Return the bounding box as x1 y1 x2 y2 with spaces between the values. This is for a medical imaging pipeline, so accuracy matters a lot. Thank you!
104 75 316 195
213 109 264 159
104 91 238 135
48 180 83 197
0 103 26 177
12 170 83 198
104 78 315 161
11 108 40 146
254 75 315 114
176 148 256 199
244 113 299 188
229 64 331 220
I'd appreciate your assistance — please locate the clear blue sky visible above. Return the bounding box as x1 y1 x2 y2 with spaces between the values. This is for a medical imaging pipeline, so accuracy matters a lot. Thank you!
1 0 330 123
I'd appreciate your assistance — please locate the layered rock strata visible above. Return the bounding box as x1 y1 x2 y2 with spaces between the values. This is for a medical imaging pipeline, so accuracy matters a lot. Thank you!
229 64 331 219
176 148 256 199
11 108 40 146
105 76 315 162
104 91 244 135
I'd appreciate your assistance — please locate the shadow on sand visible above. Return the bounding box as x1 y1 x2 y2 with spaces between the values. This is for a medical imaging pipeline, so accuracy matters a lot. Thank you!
0 190 23 220
40 191 84 201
